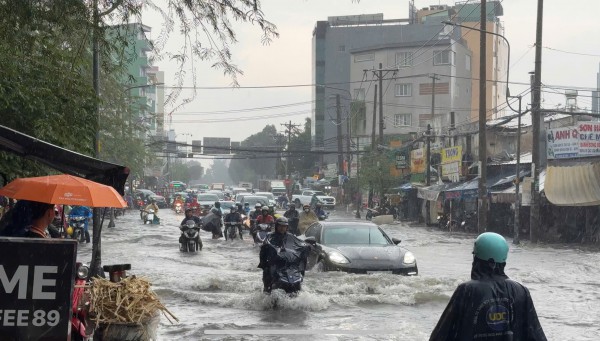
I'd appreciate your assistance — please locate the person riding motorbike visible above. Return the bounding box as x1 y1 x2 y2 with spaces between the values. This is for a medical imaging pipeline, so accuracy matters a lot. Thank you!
257 217 310 293
224 206 243 240
250 203 262 220
243 202 251 215
143 199 160 219
298 204 318 235
314 203 327 219
277 193 288 208
180 208 203 249
236 203 245 215
430 232 547 340
252 206 274 240
268 205 276 217
310 193 319 209
283 203 300 235
173 195 184 210
69 205 93 242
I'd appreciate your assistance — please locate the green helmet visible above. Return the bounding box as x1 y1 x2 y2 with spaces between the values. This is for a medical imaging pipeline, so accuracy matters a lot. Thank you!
473 232 509 263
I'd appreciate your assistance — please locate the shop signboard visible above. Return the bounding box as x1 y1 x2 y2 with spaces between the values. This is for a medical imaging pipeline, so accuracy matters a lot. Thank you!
410 148 425 174
547 123 600 159
0 238 77 341
395 149 409 169
441 146 462 179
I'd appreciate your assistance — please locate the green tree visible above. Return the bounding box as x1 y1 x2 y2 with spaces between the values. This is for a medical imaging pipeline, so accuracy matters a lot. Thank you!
228 125 279 183
288 118 318 178
204 159 232 184
358 149 400 196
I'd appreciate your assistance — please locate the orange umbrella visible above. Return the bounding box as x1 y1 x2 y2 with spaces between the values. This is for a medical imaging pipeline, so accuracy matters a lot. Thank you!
0 174 127 208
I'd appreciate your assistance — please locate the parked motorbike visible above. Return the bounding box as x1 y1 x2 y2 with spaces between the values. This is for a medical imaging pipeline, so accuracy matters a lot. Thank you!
254 223 272 244
179 220 202 252
365 208 380 221
141 209 160 224
224 221 243 241
437 213 449 230
460 211 477 233
174 202 183 214
71 263 92 341
68 216 88 243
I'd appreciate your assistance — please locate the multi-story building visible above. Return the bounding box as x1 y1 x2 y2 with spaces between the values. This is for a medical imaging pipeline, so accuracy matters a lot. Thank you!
311 2 505 165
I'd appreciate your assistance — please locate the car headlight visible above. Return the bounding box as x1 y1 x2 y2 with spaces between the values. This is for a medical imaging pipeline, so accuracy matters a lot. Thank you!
328 251 349 264
403 251 416 264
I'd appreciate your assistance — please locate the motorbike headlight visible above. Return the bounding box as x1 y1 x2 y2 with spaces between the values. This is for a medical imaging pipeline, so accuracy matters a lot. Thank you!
328 251 349 264
403 251 416 264
77 264 90 279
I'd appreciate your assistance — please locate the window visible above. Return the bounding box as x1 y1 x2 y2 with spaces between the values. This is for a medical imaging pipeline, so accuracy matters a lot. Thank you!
433 50 455 65
139 67 146 77
466 55 471 71
395 83 412 97
354 53 374 62
395 52 413 67
338 45 346 52
354 88 365 101
394 114 412 127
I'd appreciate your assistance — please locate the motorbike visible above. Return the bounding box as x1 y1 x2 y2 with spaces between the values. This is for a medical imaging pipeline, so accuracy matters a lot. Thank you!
261 237 310 294
71 263 92 341
141 208 160 224
437 213 449 230
174 202 183 214
224 221 243 241
254 223 272 244
179 220 202 252
365 208 380 221
316 211 329 221
460 211 477 233
68 216 88 243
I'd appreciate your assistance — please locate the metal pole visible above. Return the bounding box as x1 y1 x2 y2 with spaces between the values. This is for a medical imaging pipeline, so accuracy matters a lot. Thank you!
355 136 361 219
478 0 488 233
425 123 432 224
513 96 522 244
378 63 384 146
371 85 378 149
530 0 544 243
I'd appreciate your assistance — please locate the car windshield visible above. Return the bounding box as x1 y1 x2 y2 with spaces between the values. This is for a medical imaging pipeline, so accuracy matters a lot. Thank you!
244 197 268 206
220 201 235 210
322 226 390 245
257 193 274 200
208 191 224 199
197 194 219 201
312 191 326 196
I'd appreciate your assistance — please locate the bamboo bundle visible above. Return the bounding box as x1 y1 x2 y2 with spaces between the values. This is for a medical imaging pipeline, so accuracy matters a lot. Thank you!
90 276 178 326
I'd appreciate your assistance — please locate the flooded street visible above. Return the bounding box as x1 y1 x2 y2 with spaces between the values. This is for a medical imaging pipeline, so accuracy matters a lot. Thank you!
77 209 600 340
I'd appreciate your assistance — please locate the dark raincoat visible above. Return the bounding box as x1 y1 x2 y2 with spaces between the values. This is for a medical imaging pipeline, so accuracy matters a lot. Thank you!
430 258 547 341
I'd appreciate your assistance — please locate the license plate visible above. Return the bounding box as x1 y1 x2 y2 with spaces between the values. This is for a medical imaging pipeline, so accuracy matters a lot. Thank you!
367 271 392 274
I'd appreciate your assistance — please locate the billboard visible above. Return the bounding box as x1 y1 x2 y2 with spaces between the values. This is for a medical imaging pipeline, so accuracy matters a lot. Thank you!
230 141 241 151
395 148 409 169
547 123 600 159
203 137 231 155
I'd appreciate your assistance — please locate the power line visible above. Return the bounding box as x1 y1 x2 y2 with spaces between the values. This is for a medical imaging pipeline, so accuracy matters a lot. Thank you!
542 45 600 58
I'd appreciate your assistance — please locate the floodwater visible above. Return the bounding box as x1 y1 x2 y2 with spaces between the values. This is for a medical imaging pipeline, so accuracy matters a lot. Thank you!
77 209 600 340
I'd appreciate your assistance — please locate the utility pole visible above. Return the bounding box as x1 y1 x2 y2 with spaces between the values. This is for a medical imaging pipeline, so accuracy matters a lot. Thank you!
371 84 378 148
281 120 301 196
477 0 488 233
513 96 523 245
450 111 456 146
425 123 432 224
346 115 352 177
336 94 344 204
90 0 103 278
378 63 384 147
355 135 361 219
530 0 544 243
371 64 398 148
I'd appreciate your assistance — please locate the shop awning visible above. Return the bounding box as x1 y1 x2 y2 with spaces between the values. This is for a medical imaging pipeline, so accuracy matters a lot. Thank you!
545 162 600 206
0 125 129 194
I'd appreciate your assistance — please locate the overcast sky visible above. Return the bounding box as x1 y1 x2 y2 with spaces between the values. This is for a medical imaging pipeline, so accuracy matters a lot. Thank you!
146 0 600 167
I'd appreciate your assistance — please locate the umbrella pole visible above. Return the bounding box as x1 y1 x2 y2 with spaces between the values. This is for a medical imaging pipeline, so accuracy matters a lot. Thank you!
90 208 105 278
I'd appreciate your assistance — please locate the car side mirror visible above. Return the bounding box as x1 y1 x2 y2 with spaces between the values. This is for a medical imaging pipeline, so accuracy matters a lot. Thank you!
304 236 317 245
392 237 401 245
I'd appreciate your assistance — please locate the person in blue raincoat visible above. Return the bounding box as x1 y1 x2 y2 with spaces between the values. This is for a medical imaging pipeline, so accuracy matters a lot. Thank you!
69 205 93 243
430 232 547 341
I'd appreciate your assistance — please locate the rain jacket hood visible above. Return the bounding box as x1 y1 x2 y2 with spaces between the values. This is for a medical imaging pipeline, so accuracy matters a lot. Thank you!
430 258 547 341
